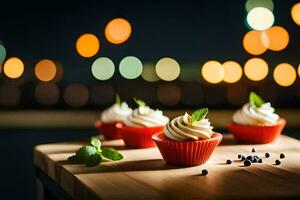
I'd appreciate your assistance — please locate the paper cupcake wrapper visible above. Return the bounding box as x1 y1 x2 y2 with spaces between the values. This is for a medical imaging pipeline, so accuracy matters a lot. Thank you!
117 124 164 148
152 132 223 166
228 118 286 144
94 120 122 140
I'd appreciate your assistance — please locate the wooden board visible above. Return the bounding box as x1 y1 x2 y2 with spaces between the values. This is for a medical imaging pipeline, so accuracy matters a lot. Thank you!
34 134 300 200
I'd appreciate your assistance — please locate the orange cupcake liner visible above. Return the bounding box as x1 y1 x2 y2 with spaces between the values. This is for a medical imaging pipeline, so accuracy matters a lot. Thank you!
152 132 223 166
228 118 286 144
94 120 122 140
117 124 164 148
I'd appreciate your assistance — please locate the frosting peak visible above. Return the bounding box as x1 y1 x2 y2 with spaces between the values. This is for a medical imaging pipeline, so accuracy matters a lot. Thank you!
164 112 213 141
101 102 133 123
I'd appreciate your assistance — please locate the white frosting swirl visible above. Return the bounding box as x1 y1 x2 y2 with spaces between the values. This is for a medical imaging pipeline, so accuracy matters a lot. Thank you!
164 113 213 141
123 106 169 127
101 102 133 123
233 103 279 126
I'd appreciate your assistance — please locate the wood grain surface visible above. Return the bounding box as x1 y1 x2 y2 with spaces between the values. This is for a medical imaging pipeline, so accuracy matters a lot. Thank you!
34 134 300 200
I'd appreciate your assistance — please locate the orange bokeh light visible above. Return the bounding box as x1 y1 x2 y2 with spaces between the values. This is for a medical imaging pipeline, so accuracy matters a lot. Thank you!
3 57 24 79
76 33 100 58
105 18 132 44
243 30 267 55
264 26 289 51
35 59 57 82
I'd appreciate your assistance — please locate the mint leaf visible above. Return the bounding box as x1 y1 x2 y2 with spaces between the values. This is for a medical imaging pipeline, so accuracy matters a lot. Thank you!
85 153 102 167
90 137 101 151
75 146 97 163
249 92 265 107
190 108 208 124
116 94 121 106
101 148 123 161
134 97 146 107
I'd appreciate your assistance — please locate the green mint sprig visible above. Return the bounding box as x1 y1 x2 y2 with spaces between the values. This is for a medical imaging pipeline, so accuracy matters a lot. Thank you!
249 92 265 107
190 108 208 125
115 94 121 106
68 137 123 167
134 97 146 107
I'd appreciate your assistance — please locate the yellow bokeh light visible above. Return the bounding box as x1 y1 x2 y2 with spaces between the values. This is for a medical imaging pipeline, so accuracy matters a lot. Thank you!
243 30 267 55
291 3 300 26
35 59 57 82
201 60 224 84
3 57 24 79
264 26 289 51
155 57 180 81
244 58 268 81
247 7 274 31
298 64 300 77
273 63 296 87
105 18 132 44
76 33 100 58
223 61 243 83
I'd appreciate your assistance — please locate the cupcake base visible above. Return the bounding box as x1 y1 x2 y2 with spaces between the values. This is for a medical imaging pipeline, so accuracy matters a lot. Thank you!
228 118 286 144
94 120 122 140
152 132 223 166
117 124 164 148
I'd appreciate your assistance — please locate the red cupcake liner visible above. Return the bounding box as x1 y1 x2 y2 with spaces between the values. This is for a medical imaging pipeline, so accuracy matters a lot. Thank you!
228 118 286 144
152 132 223 166
117 124 164 148
94 120 122 140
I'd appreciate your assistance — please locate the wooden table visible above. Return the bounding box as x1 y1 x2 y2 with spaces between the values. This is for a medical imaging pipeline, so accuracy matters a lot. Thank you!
34 134 300 200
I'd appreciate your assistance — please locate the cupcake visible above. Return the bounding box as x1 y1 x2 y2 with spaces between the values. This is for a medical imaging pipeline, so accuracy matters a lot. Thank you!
152 108 223 166
228 92 286 144
117 98 169 148
95 94 132 140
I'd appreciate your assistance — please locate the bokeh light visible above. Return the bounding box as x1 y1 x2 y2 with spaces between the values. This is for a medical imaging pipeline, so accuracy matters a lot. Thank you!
91 57 115 80
244 58 268 81
245 0 274 12
247 7 274 31
35 59 57 82
298 64 300 78
63 84 89 107
179 63 201 82
105 18 132 44
119 56 143 79
52 61 64 82
291 3 300 26
3 57 24 79
157 83 181 106
222 61 243 83
273 63 296 87
0 44 6 63
90 84 114 106
201 60 224 84
155 57 180 81
141 62 160 82
0 84 21 107
76 33 100 58
243 30 267 55
35 83 60 105
264 26 289 51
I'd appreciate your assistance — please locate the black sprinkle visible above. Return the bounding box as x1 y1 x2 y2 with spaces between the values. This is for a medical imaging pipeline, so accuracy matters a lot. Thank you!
246 156 253 161
258 158 263 163
275 160 281 165
226 160 233 164
241 155 246 161
252 148 256 152
238 154 242 159
254 155 259 160
244 159 251 166
280 153 285 159
202 169 208 176
252 157 258 163
265 153 270 158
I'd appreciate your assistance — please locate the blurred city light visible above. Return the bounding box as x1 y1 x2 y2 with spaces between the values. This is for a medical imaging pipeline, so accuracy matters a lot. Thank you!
273 63 296 87
3 57 24 79
243 30 267 55
244 58 268 81
91 57 115 80
35 83 59 105
105 18 132 44
76 33 100 58
222 61 243 83
245 0 274 12
119 56 143 79
141 62 160 82
298 64 300 78
0 44 6 63
63 84 89 107
291 3 300 26
247 7 274 31
201 60 224 84
155 57 180 81
35 59 57 82
264 26 289 51
157 83 181 106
